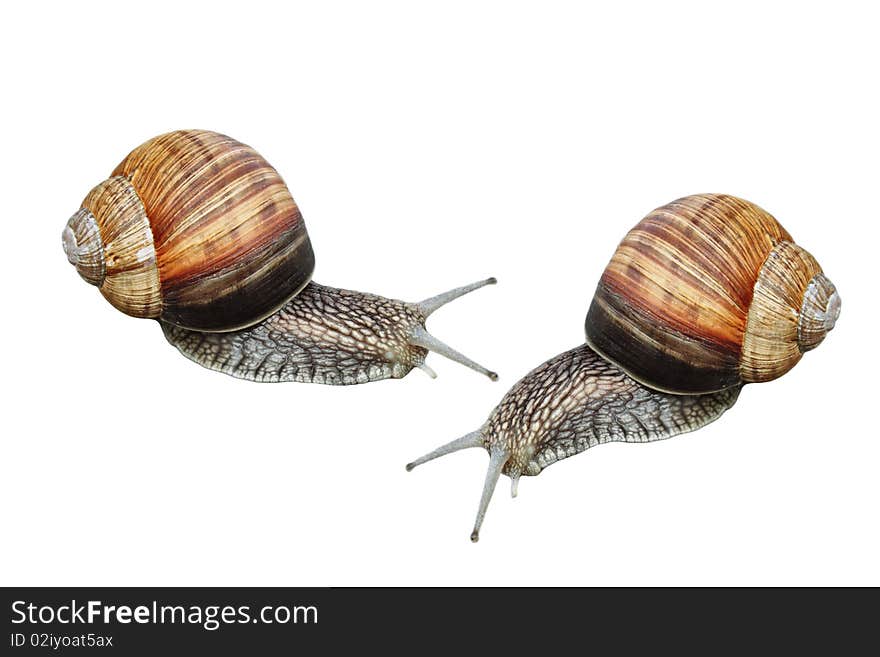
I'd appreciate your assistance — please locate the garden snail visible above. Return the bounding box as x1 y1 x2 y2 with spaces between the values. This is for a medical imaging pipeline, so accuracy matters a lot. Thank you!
407 194 841 541
62 130 498 385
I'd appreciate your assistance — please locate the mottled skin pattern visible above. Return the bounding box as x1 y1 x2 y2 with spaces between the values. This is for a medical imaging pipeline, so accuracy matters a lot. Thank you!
162 282 429 385
408 343 742 540
482 344 741 478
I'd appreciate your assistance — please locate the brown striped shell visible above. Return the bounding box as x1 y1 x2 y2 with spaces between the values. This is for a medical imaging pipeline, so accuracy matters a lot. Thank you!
62 130 315 331
584 194 840 394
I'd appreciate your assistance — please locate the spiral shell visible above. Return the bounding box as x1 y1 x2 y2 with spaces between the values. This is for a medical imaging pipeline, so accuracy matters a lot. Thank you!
62 130 315 331
584 194 840 394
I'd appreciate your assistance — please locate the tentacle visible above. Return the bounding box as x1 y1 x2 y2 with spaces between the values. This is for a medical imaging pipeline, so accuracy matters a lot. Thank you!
409 326 498 381
471 447 509 542
417 278 497 317
510 472 521 498
406 431 484 471
405 430 509 542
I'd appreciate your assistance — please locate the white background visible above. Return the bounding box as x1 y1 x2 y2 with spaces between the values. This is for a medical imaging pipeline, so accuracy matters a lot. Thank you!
1 1 876 586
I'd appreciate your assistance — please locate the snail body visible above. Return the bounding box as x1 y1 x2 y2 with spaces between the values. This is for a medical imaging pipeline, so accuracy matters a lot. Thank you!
63 130 497 384
407 194 840 541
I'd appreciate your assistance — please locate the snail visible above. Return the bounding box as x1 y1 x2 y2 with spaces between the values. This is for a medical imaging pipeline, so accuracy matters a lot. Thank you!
62 130 498 385
407 194 841 541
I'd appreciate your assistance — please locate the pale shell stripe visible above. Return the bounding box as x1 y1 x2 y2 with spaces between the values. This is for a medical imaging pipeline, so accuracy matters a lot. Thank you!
82 176 162 319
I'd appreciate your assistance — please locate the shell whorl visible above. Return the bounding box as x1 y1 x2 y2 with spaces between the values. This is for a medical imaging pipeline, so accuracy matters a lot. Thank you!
585 194 839 394
798 274 840 353
62 208 105 286
63 130 315 331
63 176 162 318
739 240 840 383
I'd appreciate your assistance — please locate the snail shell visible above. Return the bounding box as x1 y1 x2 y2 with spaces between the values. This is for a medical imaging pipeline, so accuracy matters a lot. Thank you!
585 194 840 394
62 130 315 331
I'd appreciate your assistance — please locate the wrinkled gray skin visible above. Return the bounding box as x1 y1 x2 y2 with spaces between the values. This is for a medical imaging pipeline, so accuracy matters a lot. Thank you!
408 344 741 541
162 280 498 385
